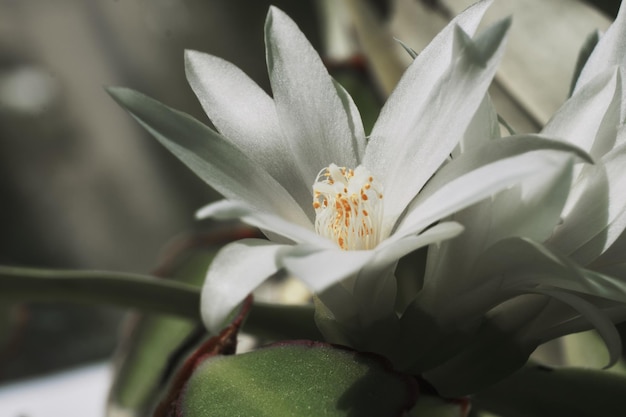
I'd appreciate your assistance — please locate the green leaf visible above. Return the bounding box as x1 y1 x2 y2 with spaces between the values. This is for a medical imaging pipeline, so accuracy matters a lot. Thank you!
473 363 626 417
0 266 200 319
180 342 417 417
0 265 321 342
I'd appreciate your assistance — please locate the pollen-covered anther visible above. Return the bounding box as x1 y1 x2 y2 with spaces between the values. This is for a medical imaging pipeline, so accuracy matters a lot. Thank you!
312 163 383 250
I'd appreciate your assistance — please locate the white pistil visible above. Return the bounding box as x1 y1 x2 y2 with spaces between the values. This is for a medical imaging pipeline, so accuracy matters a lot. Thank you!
312 163 383 250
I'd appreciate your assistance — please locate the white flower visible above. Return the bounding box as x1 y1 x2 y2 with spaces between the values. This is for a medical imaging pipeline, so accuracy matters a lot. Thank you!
108 1 582 336
410 1 626 395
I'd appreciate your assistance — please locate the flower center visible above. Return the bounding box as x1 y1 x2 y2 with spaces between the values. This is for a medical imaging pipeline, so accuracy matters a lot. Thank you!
312 164 383 250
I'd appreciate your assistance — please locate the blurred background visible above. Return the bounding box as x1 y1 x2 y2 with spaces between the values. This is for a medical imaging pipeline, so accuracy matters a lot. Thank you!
0 0 322 383
0 0 621 404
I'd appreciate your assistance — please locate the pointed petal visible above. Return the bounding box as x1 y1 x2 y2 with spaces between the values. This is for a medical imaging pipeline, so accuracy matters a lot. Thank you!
376 222 464 265
280 222 464 320
593 258 626 280
366 0 492 138
425 135 586 290
363 4 500 227
592 210 626 275
201 239 285 333
575 1 626 92
280 246 374 293
544 67 621 159
529 288 622 367
549 143 626 265
184 50 312 212
529 300 626 344
427 236 626 347
393 136 587 241
349 222 465 323
569 30 601 96
107 87 311 229
416 135 590 206
579 269 626 304
453 93 500 158
265 7 363 186
462 238 626 312
184 50 278 149
196 200 331 248
486 157 573 242
332 79 367 160
424 159 573 295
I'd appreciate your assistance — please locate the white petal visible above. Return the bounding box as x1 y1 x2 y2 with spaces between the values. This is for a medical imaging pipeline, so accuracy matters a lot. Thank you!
184 50 278 148
280 246 374 293
265 7 363 186
376 222 464 265
424 161 573 296
470 238 603 298
543 67 621 160
332 79 367 161
196 200 332 248
427 236 626 339
184 50 313 213
367 0 492 145
592 198 626 277
364 21 509 228
453 93 500 157
414 134 589 207
490 161 573 241
549 143 626 265
363 2 498 224
107 87 311 229
593 259 626 280
393 137 583 241
530 301 626 344
528 288 622 367
425 239 551 324
281 222 463 322
578 270 626 304
348 222 464 324
423 135 584 290
575 2 626 92
201 239 285 333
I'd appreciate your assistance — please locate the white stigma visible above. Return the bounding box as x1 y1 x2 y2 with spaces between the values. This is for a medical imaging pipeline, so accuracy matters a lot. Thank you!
312 164 383 250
